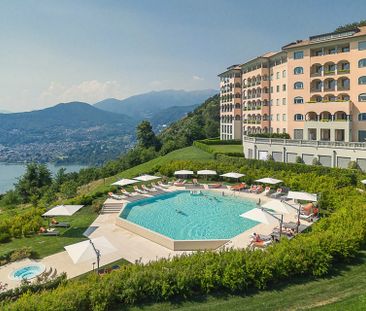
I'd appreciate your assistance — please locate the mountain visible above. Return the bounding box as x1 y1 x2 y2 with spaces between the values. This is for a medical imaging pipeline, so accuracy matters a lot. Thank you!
94 89 218 125
150 104 199 131
0 102 137 164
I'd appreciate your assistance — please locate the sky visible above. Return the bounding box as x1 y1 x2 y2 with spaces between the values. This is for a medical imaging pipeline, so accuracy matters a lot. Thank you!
0 0 365 112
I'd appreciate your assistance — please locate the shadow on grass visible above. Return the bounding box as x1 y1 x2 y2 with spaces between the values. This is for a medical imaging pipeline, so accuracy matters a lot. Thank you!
61 227 89 238
111 250 366 311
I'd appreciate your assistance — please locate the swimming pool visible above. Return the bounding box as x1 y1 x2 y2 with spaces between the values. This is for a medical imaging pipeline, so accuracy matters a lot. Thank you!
9 263 45 281
119 191 258 240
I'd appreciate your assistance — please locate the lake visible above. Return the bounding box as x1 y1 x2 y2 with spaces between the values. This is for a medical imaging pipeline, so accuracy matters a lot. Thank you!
0 163 87 194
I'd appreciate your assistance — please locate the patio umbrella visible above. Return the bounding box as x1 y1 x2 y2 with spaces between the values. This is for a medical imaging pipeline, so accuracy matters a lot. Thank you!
111 178 139 187
197 170 217 175
220 172 245 179
361 179 366 185
64 236 116 265
255 177 283 185
240 208 279 225
42 205 84 217
261 200 294 214
287 191 317 202
174 170 194 175
134 174 161 182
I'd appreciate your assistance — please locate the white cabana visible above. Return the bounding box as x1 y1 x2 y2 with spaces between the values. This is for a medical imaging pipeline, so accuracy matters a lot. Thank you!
174 170 194 175
255 177 283 185
287 191 317 202
64 236 116 264
261 200 294 214
42 205 84 217
361 179 366 185
197 170 217 175
111 178 139 187
134 174 161 182
240 208 279 225
220 172 245 179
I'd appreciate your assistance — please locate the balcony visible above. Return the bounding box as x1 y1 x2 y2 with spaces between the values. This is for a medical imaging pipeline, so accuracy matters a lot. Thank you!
304 100 352 115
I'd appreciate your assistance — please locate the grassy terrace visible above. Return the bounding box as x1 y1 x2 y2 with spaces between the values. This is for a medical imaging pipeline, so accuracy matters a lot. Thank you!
205 144 243 154
0 205 97 258
121 251 366 311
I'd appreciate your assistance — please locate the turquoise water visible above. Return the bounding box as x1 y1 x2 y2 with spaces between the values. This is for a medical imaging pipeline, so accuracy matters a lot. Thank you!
10 264 44 280
120 191 258 240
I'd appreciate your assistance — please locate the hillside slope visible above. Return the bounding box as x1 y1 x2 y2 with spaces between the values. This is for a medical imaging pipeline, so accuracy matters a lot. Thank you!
94 89 217 126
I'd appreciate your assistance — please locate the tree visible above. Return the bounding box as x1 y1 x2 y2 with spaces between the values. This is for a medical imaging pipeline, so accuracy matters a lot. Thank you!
136 120 161 150
335 20 366 33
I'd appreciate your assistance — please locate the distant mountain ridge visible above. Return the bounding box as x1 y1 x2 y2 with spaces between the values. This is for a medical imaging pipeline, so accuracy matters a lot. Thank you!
94 89 218 126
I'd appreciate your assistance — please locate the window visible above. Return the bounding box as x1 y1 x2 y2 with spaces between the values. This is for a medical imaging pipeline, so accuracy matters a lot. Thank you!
359 93 366 102
283 84 286 91
342 46 350 52
294 114 304 121
359 41 366 51
283 128 286 133
276 114 280 121
294 129 304 139
276 72 280 79
282 70 286 78
282 98 286 105
270 74 273 81
359 76 366 85
294 67 303 75
276 85 280 92
294 51 304 59
294 82 304 89
270 86 273 93
329 48 336 54
282 114 287 121
294 96 304 104
276 99 279 106
358 113 366 121
359 59 366 68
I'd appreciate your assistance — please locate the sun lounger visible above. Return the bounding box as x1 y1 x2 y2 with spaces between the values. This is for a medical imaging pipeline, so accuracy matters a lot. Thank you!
120 188 132 196
263 186 271 196
50 269 57 279
208 183 222 188
108 192 126 200
255 185 264 193
40 230 60 236
252 240 272 248
192 178 199 186
271 188 283 198
50 222 70 228
300 213 314 221
134 186 148 194
141 184 156 192
158 181 169 188
231 183 246 191
174 180 187 186
248 185 257 193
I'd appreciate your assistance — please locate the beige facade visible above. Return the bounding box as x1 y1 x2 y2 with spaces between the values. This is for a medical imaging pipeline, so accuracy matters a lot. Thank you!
219 26 366 143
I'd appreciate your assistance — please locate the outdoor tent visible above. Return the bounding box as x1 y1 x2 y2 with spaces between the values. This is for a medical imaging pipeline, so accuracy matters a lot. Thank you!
255 177 283 185
111 179 139 187
134 174 161 182
64 236 116 265
287 191 317 202
42 205 84 217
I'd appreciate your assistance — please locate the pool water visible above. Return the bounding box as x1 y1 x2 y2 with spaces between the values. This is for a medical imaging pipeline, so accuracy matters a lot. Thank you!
120 191 258 240
10 264 45 281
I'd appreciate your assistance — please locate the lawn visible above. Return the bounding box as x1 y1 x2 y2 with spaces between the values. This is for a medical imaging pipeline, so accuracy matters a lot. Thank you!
208 144 243 154
116 252 366 311
0 205 98 258
79 146 214 195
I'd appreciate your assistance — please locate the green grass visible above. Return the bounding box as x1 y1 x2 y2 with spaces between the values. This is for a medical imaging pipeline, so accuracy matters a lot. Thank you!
80 146 213 195
0 205 98 258
207 144 243 154
115 252 366 311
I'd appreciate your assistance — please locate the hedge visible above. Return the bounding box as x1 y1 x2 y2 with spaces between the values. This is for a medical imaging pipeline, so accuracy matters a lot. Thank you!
194 138 242 145
3 188 366 310
193 141 244 157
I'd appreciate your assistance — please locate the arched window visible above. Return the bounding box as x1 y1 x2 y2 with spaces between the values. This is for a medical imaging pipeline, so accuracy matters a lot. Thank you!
359 93 366 102
294 114 304 121
359 59 366 68
294 67 304 75
294 82 304 89
358 113 366 121
294 96 304 104
359 76 366 85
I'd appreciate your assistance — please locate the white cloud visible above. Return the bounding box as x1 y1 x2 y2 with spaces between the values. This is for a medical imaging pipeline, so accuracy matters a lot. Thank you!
192 75 204 81
40 80 126 105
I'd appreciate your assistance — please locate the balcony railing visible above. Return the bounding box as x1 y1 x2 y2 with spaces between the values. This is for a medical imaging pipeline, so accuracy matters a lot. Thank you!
243 135 366 150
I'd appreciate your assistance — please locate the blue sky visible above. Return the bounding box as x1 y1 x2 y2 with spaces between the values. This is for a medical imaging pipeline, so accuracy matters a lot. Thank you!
0 0 365 112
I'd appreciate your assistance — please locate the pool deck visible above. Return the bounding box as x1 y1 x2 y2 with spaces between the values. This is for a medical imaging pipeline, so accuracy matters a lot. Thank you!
0 185 312 290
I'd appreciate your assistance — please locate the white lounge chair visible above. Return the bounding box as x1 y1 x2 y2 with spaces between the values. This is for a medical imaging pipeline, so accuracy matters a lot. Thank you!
108 192 126 200
134 186 148 194
142 184 157 192
158 181 169 188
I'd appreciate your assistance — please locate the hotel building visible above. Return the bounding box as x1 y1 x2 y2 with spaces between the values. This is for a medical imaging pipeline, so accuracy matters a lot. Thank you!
219 26 366 170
